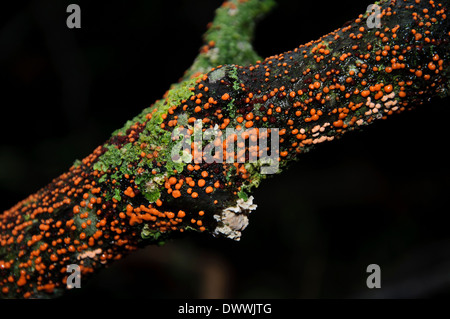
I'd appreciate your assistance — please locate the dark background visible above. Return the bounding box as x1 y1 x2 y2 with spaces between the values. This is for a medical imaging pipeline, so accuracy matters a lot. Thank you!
1 0 450 298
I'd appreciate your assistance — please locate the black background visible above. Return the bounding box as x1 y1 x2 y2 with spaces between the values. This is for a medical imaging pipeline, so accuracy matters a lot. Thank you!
1 0 450 298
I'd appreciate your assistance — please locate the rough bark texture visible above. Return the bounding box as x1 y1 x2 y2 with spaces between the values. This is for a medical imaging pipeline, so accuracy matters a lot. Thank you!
1 0 449 298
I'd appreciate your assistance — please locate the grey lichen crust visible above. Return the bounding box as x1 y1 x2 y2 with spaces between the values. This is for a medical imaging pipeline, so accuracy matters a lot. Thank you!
213 196 258 241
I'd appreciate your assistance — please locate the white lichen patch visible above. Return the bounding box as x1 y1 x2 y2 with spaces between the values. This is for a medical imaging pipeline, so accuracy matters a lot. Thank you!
213 196 257 241
145 173 167 193
237 41 252 51
228 7 238 16
208 65 225 83
206 47 220 66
